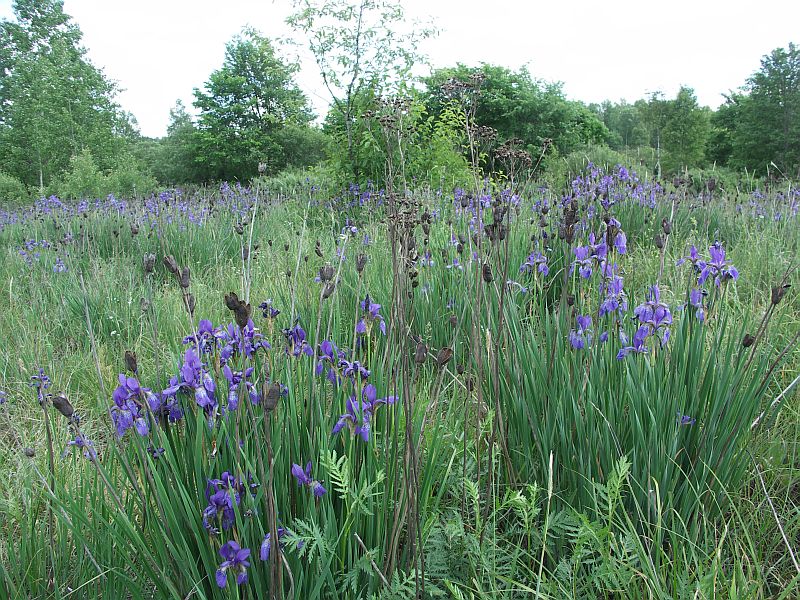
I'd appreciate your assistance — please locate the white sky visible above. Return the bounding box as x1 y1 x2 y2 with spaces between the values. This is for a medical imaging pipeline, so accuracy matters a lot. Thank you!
1 0 797 138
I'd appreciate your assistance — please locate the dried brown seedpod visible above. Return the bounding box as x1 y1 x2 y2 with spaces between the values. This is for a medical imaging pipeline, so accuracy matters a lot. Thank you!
263 382 281 412
125 350 138 374
163 254 179 275
436 347 453 368
414 342 428 365
224 292 241 311
179 266 191 289
51 393 75 419
143 253 156 274
771 284 790 306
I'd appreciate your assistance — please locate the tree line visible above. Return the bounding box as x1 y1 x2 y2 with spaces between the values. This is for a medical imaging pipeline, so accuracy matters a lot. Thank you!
1 0 798 201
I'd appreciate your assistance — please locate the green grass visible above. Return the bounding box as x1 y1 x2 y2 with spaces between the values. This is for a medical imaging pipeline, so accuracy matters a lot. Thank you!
0 173 798 599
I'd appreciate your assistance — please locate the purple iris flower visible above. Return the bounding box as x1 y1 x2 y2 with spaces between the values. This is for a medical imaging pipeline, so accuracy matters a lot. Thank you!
162 348 218 421
572 246 593 279
215 541 250 588
599 275 628 317
698 242 739 287
688 288 706 322
203 471 253 533
446 257 463 271
357 295 387 335
219 320 270 364
569 315 592 350
316 340 345 385
633 285 673 331
291 461 327 497
676 244 700 267
587 232 608 259
260 528 303 562
182 319 222 354
677 412 696 426
259 299 280 320
616 325 651 359
519 251 549 276
64 433 97 461
110 374 151 437
332 384 397 442
613 230 627 255
283 323 314 357
338 358 370 381
223 365 260 410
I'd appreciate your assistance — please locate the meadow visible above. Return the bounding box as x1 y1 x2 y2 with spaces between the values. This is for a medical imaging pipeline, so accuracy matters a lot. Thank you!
0 165 798 599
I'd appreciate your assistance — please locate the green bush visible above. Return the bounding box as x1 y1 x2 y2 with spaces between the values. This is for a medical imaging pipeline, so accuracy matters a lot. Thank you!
106 155 158 198
54 149 108 200
0 171 29 204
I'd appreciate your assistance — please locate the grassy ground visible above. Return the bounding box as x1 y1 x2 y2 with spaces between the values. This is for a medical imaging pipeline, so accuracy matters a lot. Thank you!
0 172 798 598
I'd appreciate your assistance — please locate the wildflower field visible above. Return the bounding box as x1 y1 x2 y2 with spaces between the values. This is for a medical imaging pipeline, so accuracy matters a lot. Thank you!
0 165 799 599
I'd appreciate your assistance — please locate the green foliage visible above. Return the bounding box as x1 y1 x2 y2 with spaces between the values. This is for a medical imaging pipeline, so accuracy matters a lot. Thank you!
106 155 158 198
660 87 711 173
425 64 610 157
54 148 107 200
0 0 130 188
0 171 29 204
723 43 800 176
287 0 436 180
193 28 316 181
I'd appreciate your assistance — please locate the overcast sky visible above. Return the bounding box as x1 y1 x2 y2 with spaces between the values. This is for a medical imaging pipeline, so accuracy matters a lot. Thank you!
1 0 797 138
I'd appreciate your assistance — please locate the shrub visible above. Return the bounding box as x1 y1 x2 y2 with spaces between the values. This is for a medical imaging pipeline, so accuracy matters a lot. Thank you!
0 171 29 204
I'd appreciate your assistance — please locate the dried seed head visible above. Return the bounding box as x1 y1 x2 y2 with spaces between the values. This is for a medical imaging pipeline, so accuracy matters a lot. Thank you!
319 264 334 282
143 253 156 274
234 223 244 235
436 347 453 368
414 342 427 365
179 266 191 289
567 294 575 307
163 254 179 275
741 333 756 348
224 292 240 311
314 241 323 258
482 262 493 283
263 383 281 412
661 218 672 235
654 234 664 250
771 284 790 306
186 293 196 315
234 303 251 328
465 375 475 392
356 253 368 274
456 364 465 375
130 223 139 236
449 315 458 328
51 393 75 419
322 282 335 300
125 350 138 374
140 297 151 313
23 447 35 458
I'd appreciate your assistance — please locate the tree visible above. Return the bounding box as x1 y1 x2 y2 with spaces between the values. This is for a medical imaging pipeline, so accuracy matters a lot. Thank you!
729 43 800 175
591 101 648 150
660 87 710 173
0 0 127 189
424 64 609 157
287 0 435 180
192 28 315 181
157 100 203 184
